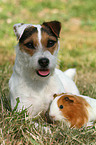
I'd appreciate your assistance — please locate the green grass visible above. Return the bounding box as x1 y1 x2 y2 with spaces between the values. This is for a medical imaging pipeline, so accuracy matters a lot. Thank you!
0 0 96 144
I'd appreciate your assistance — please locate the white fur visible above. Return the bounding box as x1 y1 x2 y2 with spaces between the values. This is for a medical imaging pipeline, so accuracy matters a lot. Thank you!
63 68 76 80
49 94 96 127
79 95 96 123
49 95 65 121
13 23 33 39
9 23 79 117
55 69 79 94
49 94 71 127
35 25 42 48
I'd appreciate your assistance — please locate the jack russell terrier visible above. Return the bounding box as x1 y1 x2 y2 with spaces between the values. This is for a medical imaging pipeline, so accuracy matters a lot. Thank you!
9 21 79 117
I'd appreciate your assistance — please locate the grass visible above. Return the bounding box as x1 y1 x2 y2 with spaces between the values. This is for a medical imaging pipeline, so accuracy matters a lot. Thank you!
0 0 96 144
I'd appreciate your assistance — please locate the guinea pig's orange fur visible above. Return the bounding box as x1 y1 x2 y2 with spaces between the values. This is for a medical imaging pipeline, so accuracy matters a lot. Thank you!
57 94 90 128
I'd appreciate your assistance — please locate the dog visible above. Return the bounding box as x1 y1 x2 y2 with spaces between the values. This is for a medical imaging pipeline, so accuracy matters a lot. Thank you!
9 21 79 117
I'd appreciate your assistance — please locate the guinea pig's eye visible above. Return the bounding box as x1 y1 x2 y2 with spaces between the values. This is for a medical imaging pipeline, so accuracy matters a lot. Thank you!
59 105 63 109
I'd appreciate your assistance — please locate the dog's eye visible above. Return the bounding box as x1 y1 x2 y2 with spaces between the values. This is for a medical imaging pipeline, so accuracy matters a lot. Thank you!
24 42 35 49
47 40 56 48
59 105 63 109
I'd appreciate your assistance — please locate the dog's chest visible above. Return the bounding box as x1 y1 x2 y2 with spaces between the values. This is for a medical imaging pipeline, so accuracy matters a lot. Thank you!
19 75 63 99
10 73 64 115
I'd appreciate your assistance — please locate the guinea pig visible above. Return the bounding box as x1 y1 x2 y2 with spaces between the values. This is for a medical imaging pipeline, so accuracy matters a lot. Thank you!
49 93 96 128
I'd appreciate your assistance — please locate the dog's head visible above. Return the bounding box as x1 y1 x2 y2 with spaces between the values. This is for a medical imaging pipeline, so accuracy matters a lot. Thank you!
13 21 61 80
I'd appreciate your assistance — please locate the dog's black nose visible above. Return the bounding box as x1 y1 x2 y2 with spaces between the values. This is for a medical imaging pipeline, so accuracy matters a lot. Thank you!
38 58 49 67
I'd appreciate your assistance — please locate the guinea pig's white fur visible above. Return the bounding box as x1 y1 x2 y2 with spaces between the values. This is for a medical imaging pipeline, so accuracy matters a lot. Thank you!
49 93 96 128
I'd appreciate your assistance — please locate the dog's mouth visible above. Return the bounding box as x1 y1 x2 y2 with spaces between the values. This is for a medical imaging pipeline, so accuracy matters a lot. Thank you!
36 69 50 77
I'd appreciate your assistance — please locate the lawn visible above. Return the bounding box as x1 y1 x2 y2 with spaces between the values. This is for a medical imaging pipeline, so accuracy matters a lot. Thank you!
0 0 96 144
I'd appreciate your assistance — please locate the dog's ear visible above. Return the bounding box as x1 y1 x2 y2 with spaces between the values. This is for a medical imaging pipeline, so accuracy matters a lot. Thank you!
42 21 61 38
13 23 32 40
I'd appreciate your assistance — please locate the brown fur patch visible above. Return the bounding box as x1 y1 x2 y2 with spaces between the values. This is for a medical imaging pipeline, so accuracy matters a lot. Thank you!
42 21 61 38
19 31 39 56
57 94 89 128
19 24 59 56
41 26 58 54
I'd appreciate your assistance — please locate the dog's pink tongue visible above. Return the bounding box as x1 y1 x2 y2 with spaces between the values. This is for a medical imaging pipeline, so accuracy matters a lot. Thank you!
38 69 50 76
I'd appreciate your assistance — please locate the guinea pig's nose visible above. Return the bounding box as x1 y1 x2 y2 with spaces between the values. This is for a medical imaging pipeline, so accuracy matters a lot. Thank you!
38 57 49 67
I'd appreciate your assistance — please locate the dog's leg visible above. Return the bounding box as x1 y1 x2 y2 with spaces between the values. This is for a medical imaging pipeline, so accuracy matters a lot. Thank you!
63 68 76 80
55 68 79 95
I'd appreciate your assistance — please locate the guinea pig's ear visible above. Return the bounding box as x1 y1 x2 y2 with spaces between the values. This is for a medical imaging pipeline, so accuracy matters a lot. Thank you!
64 97 70 101
42 21 61 38
53 94 58 99
13 23 32 40
64 97 74 103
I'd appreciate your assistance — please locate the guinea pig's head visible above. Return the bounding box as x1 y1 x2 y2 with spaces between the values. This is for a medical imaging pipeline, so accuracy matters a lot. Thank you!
49 93 74 122
49 93 89 128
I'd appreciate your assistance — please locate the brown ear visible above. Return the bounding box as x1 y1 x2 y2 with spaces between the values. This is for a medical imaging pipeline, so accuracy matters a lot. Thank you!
53 94 58 99
42 21 61 38
64 97 74 103
64 97 70 101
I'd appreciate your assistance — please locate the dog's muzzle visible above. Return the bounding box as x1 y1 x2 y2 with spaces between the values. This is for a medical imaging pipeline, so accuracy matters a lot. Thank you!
36 57 50 77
